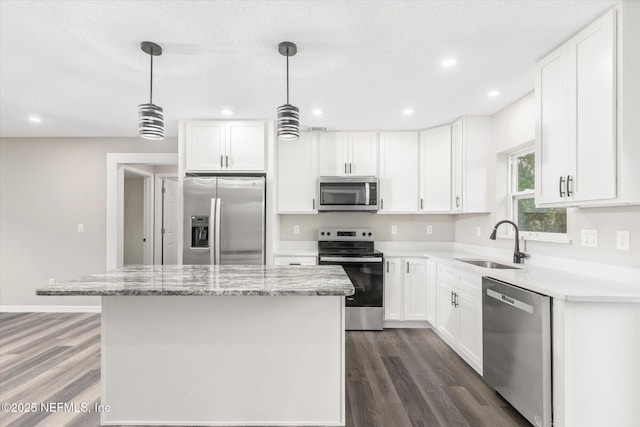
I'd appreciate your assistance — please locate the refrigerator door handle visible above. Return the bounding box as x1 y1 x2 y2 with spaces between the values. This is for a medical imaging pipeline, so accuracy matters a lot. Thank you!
215 198 221 264
209 198 216 264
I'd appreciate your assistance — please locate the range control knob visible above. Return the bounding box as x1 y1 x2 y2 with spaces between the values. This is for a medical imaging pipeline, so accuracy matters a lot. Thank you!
320 232 325 236
327 232 331 236
362 232 366 236
368 232 372 236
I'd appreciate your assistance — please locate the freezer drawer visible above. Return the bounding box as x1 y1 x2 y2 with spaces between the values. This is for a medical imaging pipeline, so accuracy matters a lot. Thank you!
482 277 552 427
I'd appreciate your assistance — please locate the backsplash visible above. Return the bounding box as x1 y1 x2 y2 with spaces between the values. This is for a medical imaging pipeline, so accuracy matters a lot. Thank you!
279 213 455 241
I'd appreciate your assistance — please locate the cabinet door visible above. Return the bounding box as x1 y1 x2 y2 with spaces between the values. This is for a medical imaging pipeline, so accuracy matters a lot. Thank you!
186 122 225 171
426 260 437 325
535 47 571 205
403 258 428 321
384 258 403 321
348 132 378 176
571 9 617 202
277 132 318 213
457 291 483 372
436 281 457 343
319 133 349 176
451 119 464 211
226 122 265 171
379 132 419 213
419 126 452 212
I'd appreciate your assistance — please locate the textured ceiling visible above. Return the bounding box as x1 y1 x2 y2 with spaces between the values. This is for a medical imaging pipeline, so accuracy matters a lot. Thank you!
0 0 617 137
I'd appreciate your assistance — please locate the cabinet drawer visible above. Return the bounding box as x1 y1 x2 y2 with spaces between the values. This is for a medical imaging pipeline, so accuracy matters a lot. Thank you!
437 263 481 297
273 256 317 266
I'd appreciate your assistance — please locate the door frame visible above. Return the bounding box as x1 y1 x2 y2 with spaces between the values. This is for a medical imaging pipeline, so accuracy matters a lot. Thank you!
106 153 178 270
154 173 179 265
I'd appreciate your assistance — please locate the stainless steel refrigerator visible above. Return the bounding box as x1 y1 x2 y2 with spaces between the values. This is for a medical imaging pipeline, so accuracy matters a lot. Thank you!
183 176 266 265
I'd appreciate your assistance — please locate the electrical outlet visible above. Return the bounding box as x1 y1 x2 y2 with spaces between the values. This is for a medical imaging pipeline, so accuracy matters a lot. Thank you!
48 278 56 285
77 223 84 233
391 225 398 235
293 225 300 235
475 226 481 238
426 225 433 235
581 229 598 248
617 231 630 251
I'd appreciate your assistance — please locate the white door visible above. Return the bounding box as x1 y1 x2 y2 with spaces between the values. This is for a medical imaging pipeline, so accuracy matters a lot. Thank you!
571 9 617 202
436 281 458 342
451 118 464 212
535 47 571 205
426 260 437 325
457 291 483 371
379 132 419 213
226 122 265 171
403 259 428 321
277 132 318 213
318 133 349 176
419 126 452 212
186 122 225 171
348 132 378 176
383 258 403 321
162 178 178 265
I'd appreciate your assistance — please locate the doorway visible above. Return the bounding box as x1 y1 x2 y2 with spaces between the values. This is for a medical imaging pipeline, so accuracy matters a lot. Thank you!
155 174 179 265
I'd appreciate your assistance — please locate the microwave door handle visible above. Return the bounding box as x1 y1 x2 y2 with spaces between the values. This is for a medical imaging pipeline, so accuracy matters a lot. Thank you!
365 183 370 206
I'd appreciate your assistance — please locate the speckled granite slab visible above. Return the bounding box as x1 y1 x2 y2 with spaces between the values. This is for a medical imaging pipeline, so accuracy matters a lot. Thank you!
35 265 354 296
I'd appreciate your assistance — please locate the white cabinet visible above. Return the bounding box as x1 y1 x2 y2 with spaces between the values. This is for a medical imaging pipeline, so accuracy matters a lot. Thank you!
435 263 482 373
318 132 377 176
379 132 419 213
277 132 318 213
451 117 491 213
273 255 317 265
536 5 640 207
383 257 428 322
419 125 452 212
185 121 266 172
426 259 437 325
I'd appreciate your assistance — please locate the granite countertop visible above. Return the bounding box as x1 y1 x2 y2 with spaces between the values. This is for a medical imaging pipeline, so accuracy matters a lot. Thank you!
35 265 354 297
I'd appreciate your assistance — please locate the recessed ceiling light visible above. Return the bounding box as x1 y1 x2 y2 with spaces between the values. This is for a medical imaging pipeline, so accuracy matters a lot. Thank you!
28 116 42 123
487 90 501 97
441 58 457 68
221 109 234 116
402 108 414 116
312 109 323 116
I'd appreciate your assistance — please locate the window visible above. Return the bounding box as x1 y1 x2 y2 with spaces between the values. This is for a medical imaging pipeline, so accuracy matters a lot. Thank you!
508 148 567 239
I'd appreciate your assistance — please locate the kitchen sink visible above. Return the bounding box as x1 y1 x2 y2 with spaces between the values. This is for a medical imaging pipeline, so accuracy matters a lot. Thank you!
454 258 520 269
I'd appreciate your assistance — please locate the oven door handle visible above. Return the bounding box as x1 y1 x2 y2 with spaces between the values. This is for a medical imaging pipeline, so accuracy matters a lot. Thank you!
319 256 383 263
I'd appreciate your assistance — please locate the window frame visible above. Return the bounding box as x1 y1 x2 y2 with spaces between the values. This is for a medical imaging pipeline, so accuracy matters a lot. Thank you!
503 146 570 244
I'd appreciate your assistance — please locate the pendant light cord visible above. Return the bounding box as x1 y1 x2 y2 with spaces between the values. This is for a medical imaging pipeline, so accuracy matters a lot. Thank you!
286 53 289 104
150 54 154 104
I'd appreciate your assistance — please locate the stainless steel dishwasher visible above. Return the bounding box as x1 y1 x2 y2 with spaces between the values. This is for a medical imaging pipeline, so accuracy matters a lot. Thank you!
482 277 552 427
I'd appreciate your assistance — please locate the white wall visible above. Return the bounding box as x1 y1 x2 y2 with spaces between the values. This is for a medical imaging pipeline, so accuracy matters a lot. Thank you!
454 92 640 269
0 137 178 308
123 175 144 265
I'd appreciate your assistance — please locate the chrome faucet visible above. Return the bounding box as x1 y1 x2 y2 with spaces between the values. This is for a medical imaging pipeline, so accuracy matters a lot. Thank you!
489 220 529 264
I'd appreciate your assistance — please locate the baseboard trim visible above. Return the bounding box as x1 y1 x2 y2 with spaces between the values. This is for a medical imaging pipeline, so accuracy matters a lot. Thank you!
0 305 101 313
384 320 431 329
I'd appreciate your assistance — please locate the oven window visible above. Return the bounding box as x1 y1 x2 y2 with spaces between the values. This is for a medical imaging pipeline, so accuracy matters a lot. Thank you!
320 183 366 205
341 263 383 307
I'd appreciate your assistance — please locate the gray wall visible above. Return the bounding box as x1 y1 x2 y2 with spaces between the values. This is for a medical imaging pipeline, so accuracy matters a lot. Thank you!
123 175 144 265
454 93 640 268
0 137 177 307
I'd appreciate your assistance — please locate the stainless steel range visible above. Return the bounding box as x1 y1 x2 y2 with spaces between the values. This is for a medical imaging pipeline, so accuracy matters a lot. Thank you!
318 228 384 330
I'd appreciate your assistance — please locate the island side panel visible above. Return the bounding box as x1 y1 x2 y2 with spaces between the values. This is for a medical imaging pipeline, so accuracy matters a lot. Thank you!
101 295 345 426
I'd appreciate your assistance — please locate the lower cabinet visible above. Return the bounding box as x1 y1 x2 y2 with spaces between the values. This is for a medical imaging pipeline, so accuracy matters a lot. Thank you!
435 263 483 374
273 256 317 266
384 257 429 322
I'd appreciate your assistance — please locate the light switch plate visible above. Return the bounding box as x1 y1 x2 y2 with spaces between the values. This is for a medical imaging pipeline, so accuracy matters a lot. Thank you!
617 231 630 251
426 225 433 235
581 229 598 247
293 225 300 235
77 223 84 233
48 278 55 285
391 225 398 235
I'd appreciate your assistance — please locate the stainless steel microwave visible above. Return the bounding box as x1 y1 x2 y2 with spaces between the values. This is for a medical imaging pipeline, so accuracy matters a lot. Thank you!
318 176 378 211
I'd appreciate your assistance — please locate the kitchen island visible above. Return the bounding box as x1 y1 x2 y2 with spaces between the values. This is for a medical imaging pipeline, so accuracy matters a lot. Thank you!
36 265 354 426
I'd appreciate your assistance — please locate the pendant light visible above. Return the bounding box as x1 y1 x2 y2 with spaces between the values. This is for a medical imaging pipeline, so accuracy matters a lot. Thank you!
277 41 299 141
138 41 164 140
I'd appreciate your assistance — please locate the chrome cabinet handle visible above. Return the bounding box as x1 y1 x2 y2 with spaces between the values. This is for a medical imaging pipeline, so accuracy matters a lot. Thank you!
344 163 347 174
420 198 424 210
456 196 460 208
451 291 454 306
559 176 565 197
381 199 384 210
312 198 315 210
289 263 301 265
225 155 229 168
454 292 459 307
406 262 410 274
567 175 573 197
349 163 352 174
220 155 223 168
386 261 389 273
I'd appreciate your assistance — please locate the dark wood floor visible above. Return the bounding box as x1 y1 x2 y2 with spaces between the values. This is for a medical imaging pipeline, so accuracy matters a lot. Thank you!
0 313 529 427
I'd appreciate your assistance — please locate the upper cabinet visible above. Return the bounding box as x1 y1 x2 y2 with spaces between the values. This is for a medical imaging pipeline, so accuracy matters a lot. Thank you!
536 5 640 207
379 132 419 213
451 116 492 213
318 132 378 176
277 132 318 213
185 121 266 172
419 125 452 212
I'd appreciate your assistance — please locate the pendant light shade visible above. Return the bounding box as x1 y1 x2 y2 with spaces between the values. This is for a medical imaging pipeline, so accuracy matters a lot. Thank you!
138 41 164 140
277 42 299 141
